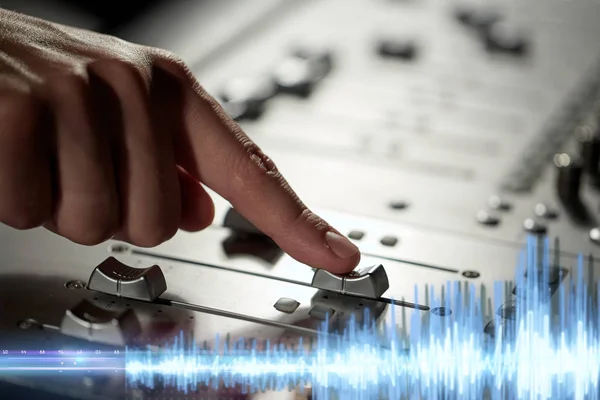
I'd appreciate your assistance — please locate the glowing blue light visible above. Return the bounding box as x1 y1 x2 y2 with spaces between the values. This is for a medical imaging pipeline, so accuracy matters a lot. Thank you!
125 236 600 399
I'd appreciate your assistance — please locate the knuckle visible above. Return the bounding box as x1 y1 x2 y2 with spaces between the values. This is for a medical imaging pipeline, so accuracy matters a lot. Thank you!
88 58 150 93
152 50 192 79
57 196 119 246
1 208 47 230
128 223 178 248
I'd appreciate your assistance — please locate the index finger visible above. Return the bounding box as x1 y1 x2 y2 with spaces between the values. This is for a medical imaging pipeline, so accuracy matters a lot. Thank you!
160 59 360 274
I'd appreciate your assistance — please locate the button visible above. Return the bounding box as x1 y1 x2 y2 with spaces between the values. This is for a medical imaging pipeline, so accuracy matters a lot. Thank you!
487 195 511 211
87 257 167 302
380 236 398 247
590 228 600 245
223 207 263 236
523 218 547 235
292 47 333 76
471 9 503 32
220 99 264 121
483 21 528 55
220 75 277 104
454 6 501 30
60 300 141 346
222 208 282 264
221 234 283 264
377 38 418 60
311 264 390 298
274 298 300 314
496 300 516 320
476 210 499 226
348 230 365 240
534 203 558 219
273 52 330 97
389 200 409 210
309 305 335 320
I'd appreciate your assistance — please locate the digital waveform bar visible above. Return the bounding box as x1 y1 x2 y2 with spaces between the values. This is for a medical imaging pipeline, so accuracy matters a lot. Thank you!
125 236 600 399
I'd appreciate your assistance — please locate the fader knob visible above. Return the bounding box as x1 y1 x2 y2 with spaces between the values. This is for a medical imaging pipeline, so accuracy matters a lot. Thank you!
555 153 583 205
88 257 167 302
311 264 389 298
60 300 141 346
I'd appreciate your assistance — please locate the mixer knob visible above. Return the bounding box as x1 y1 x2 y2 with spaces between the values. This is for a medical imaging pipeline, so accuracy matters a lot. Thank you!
222 207 283 264
88 257 167 302
292 47 334 76
454 6 501 31
555 153 583 205
223 207 263 235
577 124 600 184
219 75 276 120
273 50 331 97
60 300 141 346
483 21 528 55
220 75 277 104
311 264 389 298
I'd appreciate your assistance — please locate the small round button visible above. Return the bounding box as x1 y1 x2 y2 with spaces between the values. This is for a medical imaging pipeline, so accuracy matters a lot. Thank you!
380 236 398 247
348 230 365 240
533 203 558 219
523 218 547 235
476 210 499 226
488 195 511 211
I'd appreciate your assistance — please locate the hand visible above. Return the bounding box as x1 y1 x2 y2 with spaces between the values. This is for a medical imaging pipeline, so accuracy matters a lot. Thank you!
0 9 360 273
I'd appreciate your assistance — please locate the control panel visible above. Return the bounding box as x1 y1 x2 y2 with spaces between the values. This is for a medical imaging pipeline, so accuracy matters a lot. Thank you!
1 0 600 399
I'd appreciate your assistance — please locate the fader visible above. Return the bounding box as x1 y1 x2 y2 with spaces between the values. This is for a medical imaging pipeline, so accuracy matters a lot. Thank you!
311 264 390 298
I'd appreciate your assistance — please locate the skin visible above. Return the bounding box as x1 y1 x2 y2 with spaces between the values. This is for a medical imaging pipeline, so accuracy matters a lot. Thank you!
0 9 360 274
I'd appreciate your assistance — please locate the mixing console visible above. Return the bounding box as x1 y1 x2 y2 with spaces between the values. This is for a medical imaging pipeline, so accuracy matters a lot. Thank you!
2 0 600 398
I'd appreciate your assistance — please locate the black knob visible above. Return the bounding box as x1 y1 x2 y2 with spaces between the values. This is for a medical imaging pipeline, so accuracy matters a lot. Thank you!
219 76 276 120
577 124 600 184
555 153 583 204
483 21 528 55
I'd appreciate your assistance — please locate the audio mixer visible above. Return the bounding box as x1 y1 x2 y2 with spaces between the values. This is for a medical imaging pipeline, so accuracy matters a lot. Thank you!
2 0 600 398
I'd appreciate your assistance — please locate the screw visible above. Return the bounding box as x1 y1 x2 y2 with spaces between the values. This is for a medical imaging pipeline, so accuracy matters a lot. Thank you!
431 307 452 317
462 270 480 278
18 319 38 330
65 280 86 290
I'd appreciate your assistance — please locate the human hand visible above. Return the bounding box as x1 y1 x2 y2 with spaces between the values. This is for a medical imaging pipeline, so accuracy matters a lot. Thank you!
0 9 360 273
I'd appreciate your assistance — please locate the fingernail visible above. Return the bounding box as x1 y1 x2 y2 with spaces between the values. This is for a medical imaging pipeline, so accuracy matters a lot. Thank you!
325 230 359 258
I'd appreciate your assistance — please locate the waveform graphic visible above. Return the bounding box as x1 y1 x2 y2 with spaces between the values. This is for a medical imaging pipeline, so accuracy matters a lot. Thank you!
125 237 600 399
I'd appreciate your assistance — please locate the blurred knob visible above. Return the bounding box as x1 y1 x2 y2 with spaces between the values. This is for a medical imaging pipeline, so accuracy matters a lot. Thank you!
577 124 600 184
484 21 528 55
555 153 583 206
60 300 141 346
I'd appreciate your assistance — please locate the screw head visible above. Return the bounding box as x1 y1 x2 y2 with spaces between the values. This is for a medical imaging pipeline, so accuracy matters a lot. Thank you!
431 307 452 317
462 270 480 278
109 243 129 253
65 280 86 290
18 319 38 330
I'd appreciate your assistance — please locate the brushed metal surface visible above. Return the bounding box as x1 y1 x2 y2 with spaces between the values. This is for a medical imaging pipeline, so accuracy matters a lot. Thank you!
2 0 600 398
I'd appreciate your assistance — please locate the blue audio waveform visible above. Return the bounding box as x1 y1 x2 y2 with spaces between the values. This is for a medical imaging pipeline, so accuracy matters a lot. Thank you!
125 236 600 399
